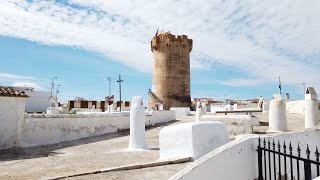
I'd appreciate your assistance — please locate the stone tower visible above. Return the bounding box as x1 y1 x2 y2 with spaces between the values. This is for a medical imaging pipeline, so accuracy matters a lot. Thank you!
150 32 193 110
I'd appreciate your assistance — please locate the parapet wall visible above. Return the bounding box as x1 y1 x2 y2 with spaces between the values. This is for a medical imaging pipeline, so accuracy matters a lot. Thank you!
170 128 320 180
286 100 306 115
18 111 176 148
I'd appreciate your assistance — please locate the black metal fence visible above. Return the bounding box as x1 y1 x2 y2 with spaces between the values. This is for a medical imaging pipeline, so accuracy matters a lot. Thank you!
257 137 320 180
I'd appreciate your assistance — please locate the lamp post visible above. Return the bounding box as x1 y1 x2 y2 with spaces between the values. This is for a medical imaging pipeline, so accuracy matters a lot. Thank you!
50 77 58 107
117 74 124 112
56 84 61 104
107 77 111 114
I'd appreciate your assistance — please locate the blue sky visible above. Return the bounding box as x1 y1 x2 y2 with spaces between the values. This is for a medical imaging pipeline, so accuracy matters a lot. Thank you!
0 0 319 103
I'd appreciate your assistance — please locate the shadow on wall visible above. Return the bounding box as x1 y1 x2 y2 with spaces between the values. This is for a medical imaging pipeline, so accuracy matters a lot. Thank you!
0 120 179 162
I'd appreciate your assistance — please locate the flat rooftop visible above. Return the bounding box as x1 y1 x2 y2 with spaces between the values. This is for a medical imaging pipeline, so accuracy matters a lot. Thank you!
0 112 305 179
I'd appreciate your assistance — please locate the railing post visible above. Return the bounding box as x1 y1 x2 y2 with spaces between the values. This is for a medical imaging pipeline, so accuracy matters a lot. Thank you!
315 146 319 177
304 161 311 180
258 137 263 180
290 142 294 180
304 145 311 180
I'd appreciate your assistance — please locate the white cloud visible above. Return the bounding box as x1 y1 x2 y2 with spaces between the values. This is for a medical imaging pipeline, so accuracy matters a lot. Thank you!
11 82 42 90
220 78 267 87
0 73 44 90
0 0 319 88
0 73 36 81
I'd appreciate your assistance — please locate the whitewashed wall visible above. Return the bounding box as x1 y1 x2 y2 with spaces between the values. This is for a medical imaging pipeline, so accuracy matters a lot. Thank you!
24 91 51 113
200 115 256 137
171 128 320 180
286 100 305 115
0 97 26 150
19 110 175 147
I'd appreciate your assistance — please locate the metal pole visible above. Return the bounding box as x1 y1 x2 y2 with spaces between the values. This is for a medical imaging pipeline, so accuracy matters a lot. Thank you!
56 84 61 105
50 77 58 107
117 74 123 112
51 78 54 97
107 77 111 114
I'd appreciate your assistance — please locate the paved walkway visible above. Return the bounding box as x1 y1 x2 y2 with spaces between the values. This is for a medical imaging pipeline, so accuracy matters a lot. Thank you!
254 112 305 133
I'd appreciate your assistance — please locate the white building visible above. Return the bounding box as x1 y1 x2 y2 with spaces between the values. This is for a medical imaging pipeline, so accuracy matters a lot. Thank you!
13 86 55 113
0 86 27 150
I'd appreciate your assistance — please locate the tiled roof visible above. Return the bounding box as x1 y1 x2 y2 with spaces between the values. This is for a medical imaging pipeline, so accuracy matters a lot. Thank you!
0 86 28 98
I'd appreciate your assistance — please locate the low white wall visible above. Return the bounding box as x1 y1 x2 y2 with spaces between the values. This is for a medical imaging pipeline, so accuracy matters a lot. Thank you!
286 100 305 115
170 107 191 116
200 115 255 137
210 105 225 113
171 128 320 180
159 121 229 160
0 97 26 150
146 110 176 126
19 110 175 148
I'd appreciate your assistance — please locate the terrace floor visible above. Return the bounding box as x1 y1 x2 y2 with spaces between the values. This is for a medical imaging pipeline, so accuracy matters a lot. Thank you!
0 112 306 180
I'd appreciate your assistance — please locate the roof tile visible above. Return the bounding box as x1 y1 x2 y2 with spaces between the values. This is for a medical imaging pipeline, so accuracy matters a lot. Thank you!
0 86 28 98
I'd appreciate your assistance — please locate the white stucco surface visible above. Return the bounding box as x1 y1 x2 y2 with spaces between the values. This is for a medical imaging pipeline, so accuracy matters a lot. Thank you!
269 99 287 132
146 110 176 126
262 100 270 112
210 105 225 113
195 107 205 122
0 97 26 150
224 104 234 111
171 128 320 180
128 96 149 150
200 115 255 137
19 110 175 148
159 121 229 160
305 100 320 129
24 91 51 113
170 107 191 116
286 100 305 115
46 107 60 115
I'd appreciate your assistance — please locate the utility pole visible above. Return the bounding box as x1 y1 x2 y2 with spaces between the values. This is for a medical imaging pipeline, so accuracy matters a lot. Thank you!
107 77 111 114
117 74 123 112
50 77 58 107
56 84 61 105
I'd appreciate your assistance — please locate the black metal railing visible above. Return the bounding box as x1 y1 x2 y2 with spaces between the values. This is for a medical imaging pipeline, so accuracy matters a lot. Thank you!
257 137 320 180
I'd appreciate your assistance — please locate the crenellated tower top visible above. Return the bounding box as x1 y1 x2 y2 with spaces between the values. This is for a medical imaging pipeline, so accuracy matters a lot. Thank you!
151 32 193 53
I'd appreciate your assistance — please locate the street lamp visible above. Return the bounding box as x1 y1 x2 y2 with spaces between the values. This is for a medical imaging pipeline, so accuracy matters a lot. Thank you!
107 77 111 114
56 84 61 104
50 77 58 107
50 77 58 97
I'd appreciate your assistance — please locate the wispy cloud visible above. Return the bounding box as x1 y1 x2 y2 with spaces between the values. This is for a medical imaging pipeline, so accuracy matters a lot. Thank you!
220 78 267 87
0 72 43 90
11 82 42 90
0 73 36 81
0 0 319 89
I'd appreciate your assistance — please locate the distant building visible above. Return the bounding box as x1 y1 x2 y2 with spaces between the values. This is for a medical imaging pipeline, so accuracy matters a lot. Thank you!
68 100 105 112
13 86 54 113
68 98 131 112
